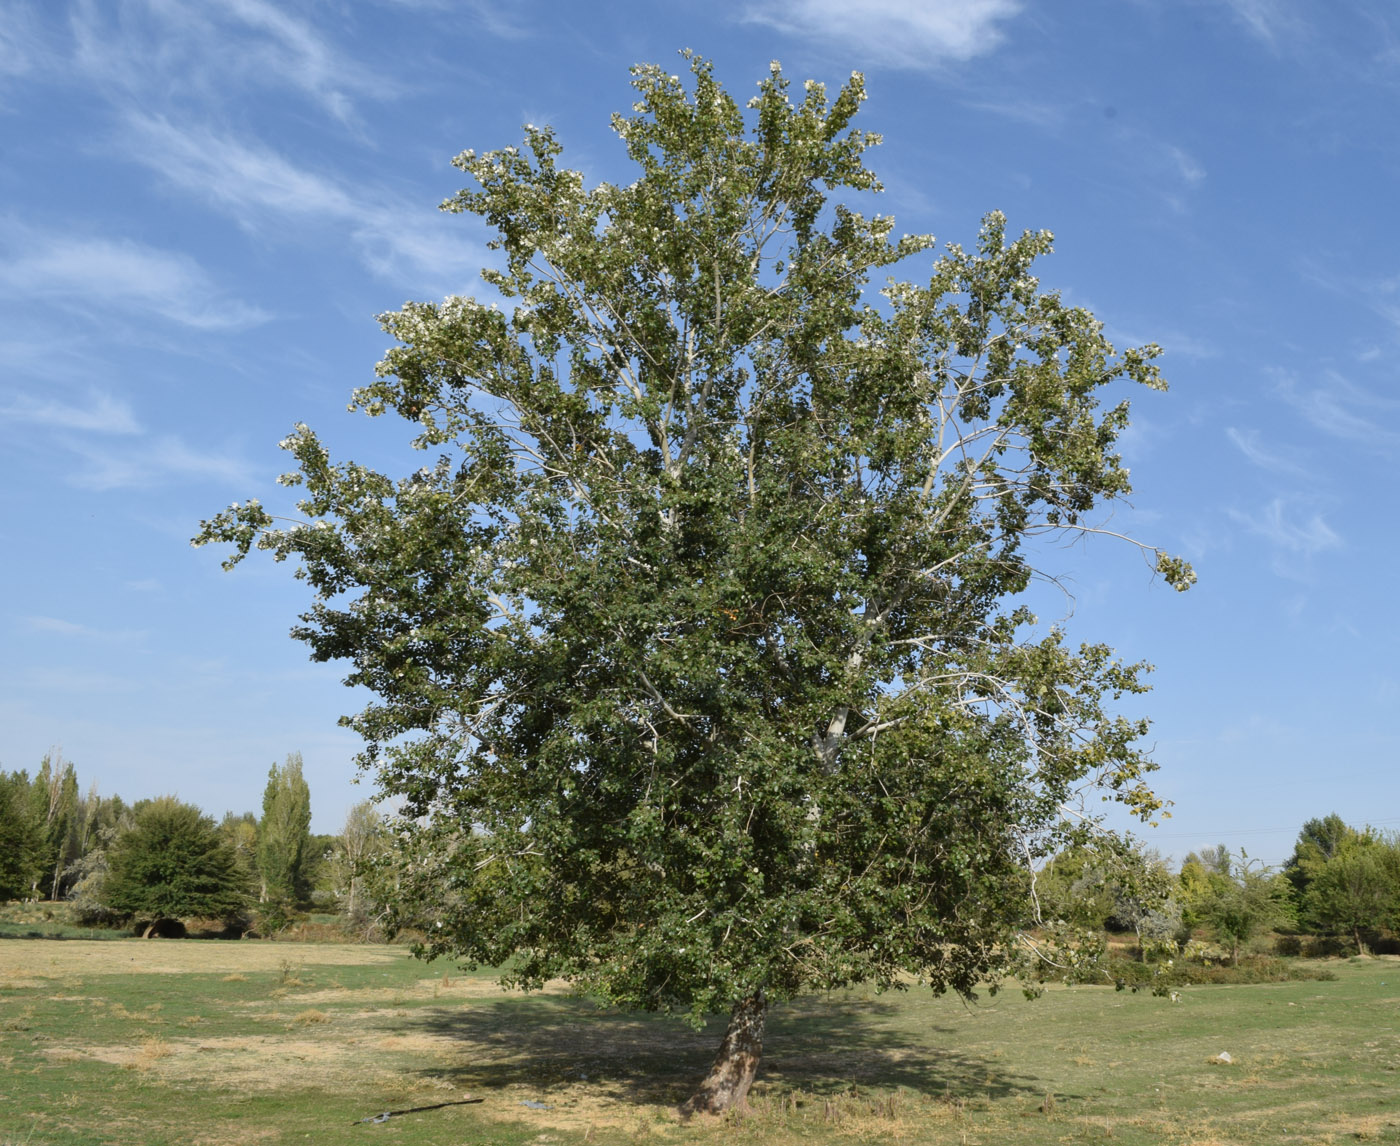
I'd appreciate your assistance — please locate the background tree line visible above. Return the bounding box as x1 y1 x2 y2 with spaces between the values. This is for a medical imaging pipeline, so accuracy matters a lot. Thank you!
6 748 1392 958
1037 813 1400 963
0 750 387 934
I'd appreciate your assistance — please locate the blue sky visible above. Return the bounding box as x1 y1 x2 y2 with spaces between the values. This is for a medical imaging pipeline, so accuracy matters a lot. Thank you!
1 0 1396 860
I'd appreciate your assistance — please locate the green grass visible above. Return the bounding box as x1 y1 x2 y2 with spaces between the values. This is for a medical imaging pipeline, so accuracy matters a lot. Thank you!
0 903 130 942
2 937 1399 1145
0 923 130 941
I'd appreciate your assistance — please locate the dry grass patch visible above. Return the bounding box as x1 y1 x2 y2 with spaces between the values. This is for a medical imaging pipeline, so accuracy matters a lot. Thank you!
44 1046 87 1064
291 975 569 1007
84 1032 377 1090
120 1035 173 1072
0 937 401 977
291 1008 329 1026
189 1132 279 1146
106 1002 164 1024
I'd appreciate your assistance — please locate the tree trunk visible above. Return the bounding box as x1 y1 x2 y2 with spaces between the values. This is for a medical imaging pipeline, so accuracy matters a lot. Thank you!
678 991 766 1118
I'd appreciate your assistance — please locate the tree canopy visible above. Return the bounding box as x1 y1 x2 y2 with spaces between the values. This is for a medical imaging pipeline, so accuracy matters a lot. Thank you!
1178 847 1290 965
101 797 248 930
196 55 1191 1113
1281 818 1400 953
258 751 313 907
0 770 42 902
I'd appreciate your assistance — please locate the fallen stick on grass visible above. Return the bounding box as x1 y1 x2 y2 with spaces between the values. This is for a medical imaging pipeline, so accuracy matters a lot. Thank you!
353 1097 483 1125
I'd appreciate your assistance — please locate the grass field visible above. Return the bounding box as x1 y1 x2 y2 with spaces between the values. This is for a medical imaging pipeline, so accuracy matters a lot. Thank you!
2 937 1398 1146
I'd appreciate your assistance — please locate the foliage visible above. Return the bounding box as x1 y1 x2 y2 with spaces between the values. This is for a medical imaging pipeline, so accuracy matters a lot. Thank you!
0 899 130 938
27 752 79 899
1035 847 1114 929
195 56 1190 1106
257 752 312 907
304 832 340 903
220 810 260 888
1073 952 1336 991
1284 813 1360 907
63 782 125 902
1301 831 1400 953
1177 846 1290 965
65 797 137 926
328 800 388 923
1035 838 1178 946
99 796 249 926
0 770 43 901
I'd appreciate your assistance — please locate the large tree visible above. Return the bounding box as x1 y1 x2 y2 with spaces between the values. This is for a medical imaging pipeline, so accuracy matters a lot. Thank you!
101 797 248 932
196 56 1191 1114
1284 812 1359 908
1304 833 1400 953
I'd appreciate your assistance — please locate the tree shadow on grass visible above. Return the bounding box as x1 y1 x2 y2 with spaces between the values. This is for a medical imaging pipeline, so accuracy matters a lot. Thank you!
396 992 1046 1109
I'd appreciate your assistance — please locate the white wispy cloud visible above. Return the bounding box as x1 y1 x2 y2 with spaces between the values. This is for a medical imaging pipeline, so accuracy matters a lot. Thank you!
0 390 141 434
743 0 1023 69
373 0 528 30
1299 259 1400 343
1165 144 1206 185
1131 135 1206 199
1225 427 1308 476
1227 498 1341 558
63 433 258 492
0 1 43 78
213 0 369 121
122 112 355 221
1219 0 1305 49
25 616 146 641
0 222 268 330
1093 128 1208 214
1275 371 1400 448
69 0 391 125
1107 324 1217 361
963 98 1064 128
119 113 485 288
23 667 143 693
0 387 258 492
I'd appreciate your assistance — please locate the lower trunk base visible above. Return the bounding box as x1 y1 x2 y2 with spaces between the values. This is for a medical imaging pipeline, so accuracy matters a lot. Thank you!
678 991 766 1118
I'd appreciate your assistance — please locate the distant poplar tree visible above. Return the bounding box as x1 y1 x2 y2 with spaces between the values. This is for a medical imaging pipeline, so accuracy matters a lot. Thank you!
329 801 387 922
28 752 79 900
220 810 260 889
257 753 312 905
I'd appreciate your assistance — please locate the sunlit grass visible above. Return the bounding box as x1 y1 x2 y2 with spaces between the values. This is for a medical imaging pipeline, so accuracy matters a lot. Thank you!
1 933 1397 1145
